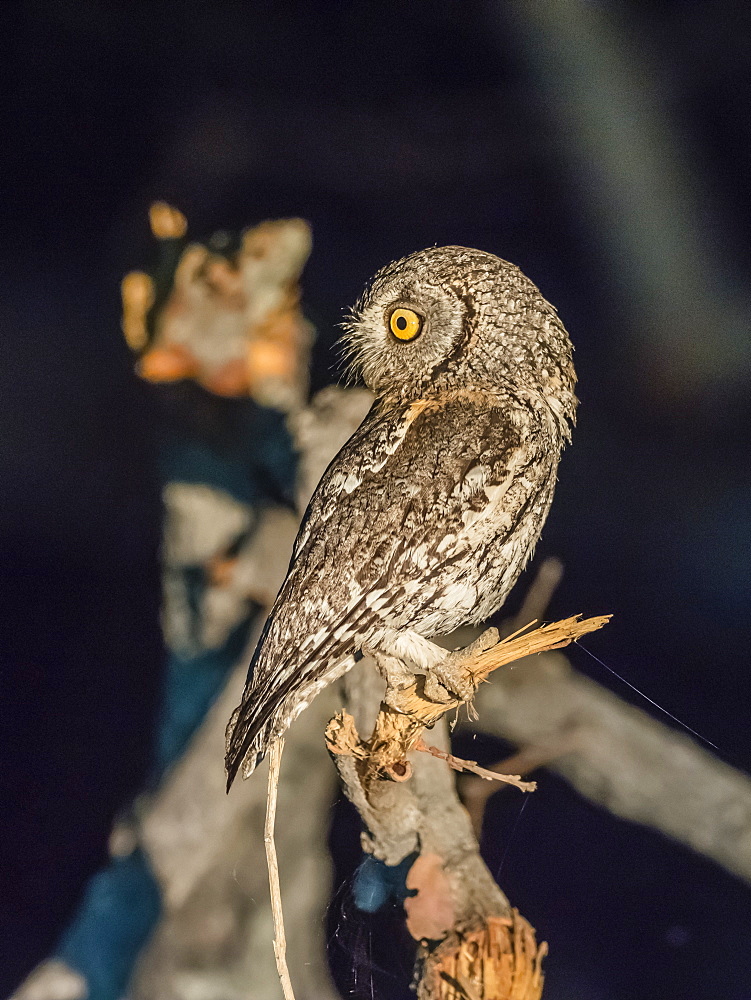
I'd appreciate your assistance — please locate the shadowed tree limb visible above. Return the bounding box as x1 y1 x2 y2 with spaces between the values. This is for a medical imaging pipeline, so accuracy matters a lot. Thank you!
466 650 751 887
327 613 609 1000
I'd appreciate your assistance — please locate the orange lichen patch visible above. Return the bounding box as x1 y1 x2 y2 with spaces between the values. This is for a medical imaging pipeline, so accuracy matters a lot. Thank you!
149 201 188 240
125 214 313 404
254 304 302 344
138 344 199 383
121 271 155 351
207 555 240 588
405 853 456 941
423 911 547 1000
246 307 309 400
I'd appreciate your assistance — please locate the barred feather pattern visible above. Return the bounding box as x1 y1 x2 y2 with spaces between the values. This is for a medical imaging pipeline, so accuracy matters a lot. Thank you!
225 246 576 788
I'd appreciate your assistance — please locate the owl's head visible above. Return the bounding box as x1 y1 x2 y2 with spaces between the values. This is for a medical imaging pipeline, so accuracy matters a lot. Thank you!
342 246 577 437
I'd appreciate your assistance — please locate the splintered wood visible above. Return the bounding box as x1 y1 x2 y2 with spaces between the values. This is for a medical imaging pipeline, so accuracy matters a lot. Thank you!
326 614 610 785
422 911 547 1000
328 613 609 1000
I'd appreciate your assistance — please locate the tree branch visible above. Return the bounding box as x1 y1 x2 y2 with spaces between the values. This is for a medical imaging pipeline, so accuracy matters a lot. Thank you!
326 615 610 784
468 650 751 886
326 612 609 1000
131 387 373 1000
336 661 547 1000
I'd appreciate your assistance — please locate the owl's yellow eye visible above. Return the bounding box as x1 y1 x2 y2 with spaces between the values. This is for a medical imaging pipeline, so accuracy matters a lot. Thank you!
389 307 423 342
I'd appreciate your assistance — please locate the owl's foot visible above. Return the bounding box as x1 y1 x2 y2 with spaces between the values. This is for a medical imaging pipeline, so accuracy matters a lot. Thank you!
423 628 499 703
365 641 459 710
461 626 500 655
368 626 500 706
364 647 416 697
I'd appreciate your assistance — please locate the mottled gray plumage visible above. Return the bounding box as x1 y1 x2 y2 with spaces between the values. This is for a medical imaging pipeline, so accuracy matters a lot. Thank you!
226 246 576 788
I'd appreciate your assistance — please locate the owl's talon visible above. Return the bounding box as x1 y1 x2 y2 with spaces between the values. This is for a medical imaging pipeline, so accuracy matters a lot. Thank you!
466 627 499 655
424 655 478 703
384 685 415 711
423 631 498 703
422 674 452 702
367 646 417 693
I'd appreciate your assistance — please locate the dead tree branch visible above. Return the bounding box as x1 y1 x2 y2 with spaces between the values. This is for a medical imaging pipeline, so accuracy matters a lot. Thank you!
328 613 609 1000
337 660 547 1000
326 615 609 785
130 387 373 1000
505 0 751 394
467 651 751 886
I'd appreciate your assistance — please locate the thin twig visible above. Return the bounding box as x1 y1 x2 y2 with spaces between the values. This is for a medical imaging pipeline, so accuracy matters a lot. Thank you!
458 738 583 838
264 737 296 1000
415 739 537 792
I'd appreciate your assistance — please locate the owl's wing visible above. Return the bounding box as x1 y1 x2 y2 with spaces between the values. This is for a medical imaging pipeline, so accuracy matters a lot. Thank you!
289 398 423 561
226 392 548 786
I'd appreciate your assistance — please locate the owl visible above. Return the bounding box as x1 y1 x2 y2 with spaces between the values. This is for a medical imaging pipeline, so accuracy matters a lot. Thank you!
225 246 577 788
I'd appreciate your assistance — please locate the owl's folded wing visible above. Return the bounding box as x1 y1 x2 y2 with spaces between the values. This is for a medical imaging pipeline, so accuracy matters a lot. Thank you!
225 391 549 785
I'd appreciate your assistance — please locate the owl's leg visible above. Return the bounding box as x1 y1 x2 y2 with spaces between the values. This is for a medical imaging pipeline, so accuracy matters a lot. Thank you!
371 627 499 704
363 632 445 708
363 648 416 697
429 628 500 700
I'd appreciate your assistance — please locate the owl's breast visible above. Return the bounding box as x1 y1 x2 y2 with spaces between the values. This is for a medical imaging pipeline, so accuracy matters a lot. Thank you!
407 443 559 634
286 391 561 645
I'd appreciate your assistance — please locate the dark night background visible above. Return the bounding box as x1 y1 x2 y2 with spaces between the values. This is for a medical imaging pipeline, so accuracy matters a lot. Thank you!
1 2 750 998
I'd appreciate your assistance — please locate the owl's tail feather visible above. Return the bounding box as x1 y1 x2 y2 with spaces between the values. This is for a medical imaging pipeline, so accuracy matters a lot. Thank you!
226 590 379 790
224 665 300 791
225 616 276 789
224 640 358 791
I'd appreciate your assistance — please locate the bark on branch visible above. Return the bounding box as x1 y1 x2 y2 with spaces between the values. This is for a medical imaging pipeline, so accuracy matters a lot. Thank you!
328 614 609 1000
